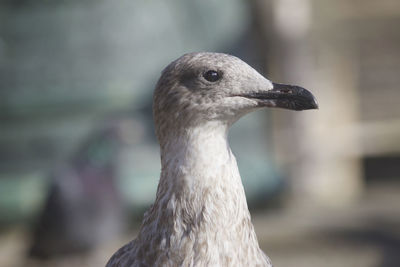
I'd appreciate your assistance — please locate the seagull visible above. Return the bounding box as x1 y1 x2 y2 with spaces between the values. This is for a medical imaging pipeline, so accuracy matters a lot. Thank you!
106 52 318 267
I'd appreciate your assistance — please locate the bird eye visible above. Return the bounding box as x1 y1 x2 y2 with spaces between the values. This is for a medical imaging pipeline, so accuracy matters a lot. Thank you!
203 70 221 82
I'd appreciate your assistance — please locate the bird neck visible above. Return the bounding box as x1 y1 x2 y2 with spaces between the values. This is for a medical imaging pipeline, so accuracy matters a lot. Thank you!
160 120 233 189
159 121 242 205
135 121 266 265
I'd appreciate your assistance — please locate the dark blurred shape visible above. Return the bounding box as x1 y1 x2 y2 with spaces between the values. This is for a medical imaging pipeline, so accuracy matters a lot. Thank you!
323 220 400 267
28 119 130 259
364 156 400 183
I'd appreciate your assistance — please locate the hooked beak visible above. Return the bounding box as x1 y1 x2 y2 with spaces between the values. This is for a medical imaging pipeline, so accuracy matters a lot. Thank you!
239 83 319 111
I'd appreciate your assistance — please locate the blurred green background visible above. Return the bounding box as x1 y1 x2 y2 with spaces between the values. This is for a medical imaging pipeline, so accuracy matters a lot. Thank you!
0 0 399 266
0 0 280 224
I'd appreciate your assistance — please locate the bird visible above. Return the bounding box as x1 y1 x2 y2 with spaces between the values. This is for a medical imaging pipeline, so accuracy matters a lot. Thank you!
29 120 127 259
106 52 318 267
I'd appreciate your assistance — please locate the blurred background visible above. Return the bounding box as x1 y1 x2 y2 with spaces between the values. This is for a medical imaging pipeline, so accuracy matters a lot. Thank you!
0 0 399 266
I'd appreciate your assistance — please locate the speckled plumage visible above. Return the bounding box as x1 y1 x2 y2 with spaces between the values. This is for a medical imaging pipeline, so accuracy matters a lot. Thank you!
107 52 318 267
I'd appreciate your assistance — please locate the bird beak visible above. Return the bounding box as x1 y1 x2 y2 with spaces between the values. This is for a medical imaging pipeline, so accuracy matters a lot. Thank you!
239 83 319 111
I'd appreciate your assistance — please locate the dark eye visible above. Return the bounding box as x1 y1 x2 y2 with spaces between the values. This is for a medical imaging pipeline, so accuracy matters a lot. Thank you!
203 70 221 82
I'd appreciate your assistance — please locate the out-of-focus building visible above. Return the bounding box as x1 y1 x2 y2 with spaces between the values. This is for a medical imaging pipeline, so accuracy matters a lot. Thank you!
254 0 400 206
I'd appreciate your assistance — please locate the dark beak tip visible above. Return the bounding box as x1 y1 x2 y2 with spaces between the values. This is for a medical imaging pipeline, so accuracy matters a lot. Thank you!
311 97 319 110
271 83 319 111
301 87 319 110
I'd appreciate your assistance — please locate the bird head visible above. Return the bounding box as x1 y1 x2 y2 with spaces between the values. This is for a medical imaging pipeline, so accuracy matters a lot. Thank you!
153 52 318 141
